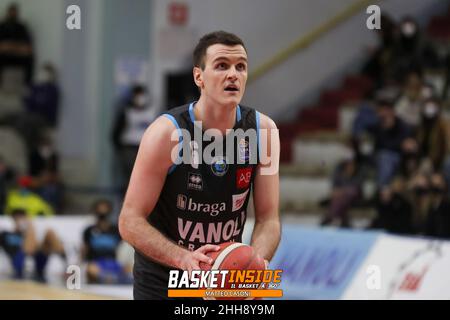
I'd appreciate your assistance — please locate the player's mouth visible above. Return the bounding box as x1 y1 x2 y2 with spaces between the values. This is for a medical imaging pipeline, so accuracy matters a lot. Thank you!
224 84 239 92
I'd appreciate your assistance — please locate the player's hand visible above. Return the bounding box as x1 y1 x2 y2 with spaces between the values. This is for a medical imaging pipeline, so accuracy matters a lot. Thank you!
178 244 221 276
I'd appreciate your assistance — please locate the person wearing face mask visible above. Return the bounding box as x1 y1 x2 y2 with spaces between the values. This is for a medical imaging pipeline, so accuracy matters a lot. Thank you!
81 199 130 284
394 71 424 129
28 134 58 177
24 63 60 128
26 134 63 212
0 3 34 85
112 85 156 191
393 17 439 77
425 173 450 239
0 209 65 281
361 14 398 89
416 98 448 171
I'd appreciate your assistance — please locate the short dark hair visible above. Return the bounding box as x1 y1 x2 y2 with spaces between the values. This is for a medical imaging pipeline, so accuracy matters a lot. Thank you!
92 199 113 214
11 208 26 218
376 98 395 110
132 85 146 96
193 31 246 69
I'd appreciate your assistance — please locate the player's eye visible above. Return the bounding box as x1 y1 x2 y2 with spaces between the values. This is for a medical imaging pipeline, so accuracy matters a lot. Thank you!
216 63 227 70
236 63 247 71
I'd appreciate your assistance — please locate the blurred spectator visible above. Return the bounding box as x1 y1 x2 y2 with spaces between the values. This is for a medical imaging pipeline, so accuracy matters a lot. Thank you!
406 173 432 234
362 14 398 89
112 85 156 189
0 156 15 213
394 71 424 128
81 199 131 284
392 17 439 78
352 88 399 169
4 175 54 217
0 209 65 281
320 153 363 228
369 178 413 234
0 3 34 85
26 134 63 212
368 98 413 187
415 97 448 171
421 82 437 101
400 137 421 179
426 172 450 239
24 63 60 128
352 98 379 143
36 171 64 213
28 134 58 177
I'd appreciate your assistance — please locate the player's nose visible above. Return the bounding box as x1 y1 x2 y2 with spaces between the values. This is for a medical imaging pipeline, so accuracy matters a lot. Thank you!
227 66 238 80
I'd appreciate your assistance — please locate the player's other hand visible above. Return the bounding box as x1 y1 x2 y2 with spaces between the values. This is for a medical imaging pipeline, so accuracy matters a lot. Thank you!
178 244 221 276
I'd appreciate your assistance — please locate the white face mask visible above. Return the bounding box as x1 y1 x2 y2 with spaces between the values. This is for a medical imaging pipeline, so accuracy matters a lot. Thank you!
424 102 438 118
360 142 374 156
36 71 51 84
402 22 417 37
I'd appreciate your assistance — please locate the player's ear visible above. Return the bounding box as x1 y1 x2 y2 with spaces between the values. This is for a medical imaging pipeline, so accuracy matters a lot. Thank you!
193 66 204 89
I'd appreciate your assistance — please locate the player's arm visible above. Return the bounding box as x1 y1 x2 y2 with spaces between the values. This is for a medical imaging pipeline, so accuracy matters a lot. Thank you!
118 116 218 272
251 113 281 265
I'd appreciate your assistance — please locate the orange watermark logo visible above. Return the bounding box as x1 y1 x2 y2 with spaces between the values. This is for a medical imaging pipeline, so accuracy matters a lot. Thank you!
167 269 283 298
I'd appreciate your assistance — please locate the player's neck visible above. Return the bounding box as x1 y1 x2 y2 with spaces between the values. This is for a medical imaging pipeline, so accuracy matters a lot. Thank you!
194 98 237 134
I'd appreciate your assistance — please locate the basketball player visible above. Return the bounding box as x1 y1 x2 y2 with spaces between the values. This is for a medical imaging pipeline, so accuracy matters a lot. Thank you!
119 31 280 299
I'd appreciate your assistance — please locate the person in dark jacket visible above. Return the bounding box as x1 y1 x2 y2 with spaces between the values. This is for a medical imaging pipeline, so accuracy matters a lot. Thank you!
426 172 450 239
368 98 413 187
321 153 364 228
369 178 414 235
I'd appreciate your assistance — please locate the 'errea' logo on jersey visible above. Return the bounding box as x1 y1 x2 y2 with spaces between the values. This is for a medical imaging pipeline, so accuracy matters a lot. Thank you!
187 172 203 191
176 194 226 216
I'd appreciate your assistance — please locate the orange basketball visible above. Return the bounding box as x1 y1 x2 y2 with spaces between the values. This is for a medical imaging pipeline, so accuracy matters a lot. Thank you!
199 242 266 300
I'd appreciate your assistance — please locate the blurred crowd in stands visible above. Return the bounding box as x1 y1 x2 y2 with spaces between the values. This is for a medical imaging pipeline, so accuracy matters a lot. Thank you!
0 3 62 217
0 3 134 285
322 15 450 240
1 1 450 286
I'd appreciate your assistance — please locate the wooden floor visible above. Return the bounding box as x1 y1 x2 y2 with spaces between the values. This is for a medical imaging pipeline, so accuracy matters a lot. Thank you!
0 280 118 300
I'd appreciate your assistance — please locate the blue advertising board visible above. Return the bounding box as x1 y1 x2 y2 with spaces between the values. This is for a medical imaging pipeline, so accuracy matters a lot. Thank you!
270 225 380 299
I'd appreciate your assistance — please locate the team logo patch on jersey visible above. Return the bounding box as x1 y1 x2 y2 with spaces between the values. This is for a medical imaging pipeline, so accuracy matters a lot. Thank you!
232 189 249 212
236 167 252 189
176 194 188 210
187 172 203 191
238 138 250 163
211 156 228 177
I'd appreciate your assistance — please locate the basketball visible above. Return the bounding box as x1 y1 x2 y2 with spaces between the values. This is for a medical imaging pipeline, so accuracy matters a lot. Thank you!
199 242 266 300
200 242 266 272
